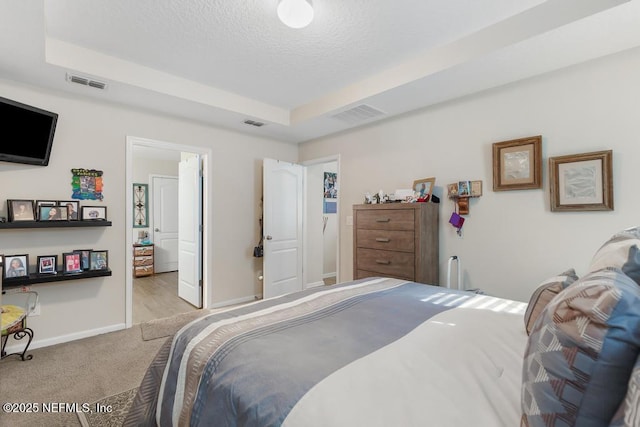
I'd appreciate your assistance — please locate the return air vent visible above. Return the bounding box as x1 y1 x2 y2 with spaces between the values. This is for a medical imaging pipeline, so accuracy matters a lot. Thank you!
330 104 386 125
66 73 107 90
244 119 265 127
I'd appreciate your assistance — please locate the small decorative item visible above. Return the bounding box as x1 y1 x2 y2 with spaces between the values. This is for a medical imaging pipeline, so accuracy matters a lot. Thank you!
447 180 482 214
493 136 542 191
323 172 337 199
71 168 104 201
323 200 337 214
89 250 109 271
74 249 92 270
7 200 35 222
81 206 107 221
37 255 57 274
38 205 68 221
4 254 29 278
59 200 79 220
63 252 82 274
449 212 465 236
549 150 613 212
413 177 436 201
133 183 148 227
470 180 483 197
458 181 471 197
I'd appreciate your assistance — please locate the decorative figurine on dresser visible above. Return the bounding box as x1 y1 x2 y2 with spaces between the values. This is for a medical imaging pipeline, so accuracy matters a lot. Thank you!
353 203 439 285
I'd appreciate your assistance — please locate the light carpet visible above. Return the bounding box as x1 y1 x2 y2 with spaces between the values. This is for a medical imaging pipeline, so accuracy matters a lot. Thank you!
139 309 209 341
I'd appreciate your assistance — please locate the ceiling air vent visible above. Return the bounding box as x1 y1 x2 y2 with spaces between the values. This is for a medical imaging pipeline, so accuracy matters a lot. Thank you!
244 119 265 127
66 73 107 90
330 104 385 125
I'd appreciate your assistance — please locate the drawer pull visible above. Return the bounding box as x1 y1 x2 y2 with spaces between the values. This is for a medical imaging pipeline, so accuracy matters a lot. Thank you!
375 237 390 242
376 218 391 222
375 259 391 265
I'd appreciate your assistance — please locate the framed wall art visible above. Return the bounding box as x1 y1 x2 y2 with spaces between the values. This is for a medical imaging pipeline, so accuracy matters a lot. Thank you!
4 254 29 278
133 183 149 227
81 206 107 221
549 150 613 212
37 255 58 274
492 136 542 191
7 200 35 222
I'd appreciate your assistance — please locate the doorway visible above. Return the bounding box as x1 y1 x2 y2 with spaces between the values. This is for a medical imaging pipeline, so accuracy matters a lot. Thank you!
125 137 212 328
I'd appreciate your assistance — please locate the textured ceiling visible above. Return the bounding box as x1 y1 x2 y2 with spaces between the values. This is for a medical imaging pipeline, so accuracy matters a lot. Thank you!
1 1 640 142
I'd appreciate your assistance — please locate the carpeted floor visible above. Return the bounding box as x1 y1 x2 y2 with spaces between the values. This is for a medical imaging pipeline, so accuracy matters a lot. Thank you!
77 388 138 427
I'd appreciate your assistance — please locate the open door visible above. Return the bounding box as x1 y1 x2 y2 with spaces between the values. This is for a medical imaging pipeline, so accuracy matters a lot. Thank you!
263 158 304 299
178 154 202 308
152 176 179 273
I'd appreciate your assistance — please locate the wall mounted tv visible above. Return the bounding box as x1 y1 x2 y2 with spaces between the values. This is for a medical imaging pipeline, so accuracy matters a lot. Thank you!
0 96 58 166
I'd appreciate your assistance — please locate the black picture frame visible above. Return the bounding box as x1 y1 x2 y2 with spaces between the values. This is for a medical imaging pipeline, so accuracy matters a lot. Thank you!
35 200 57 220
81 206 107 221
7 200 35 222
38 205 68 221
4 254 29 279
73 249 93 271
62 252 83 274
37 255 58 274
58 200 80 221
90 250 109 271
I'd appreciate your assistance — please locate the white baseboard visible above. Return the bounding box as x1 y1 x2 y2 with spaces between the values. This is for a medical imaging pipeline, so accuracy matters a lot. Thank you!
3 323 126 354
304 281 325 289
322 272 336 279
209 294 260 309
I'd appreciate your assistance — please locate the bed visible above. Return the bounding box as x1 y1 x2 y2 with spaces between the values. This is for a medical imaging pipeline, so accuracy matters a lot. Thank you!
125 227 640 427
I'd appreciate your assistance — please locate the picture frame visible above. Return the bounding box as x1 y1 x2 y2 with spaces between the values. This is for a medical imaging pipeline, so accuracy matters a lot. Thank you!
89 250 109 271
323 172 338 199
133 183 149 228
492 135 542 191
458 181 471 197
413 177 436 200
39 205 68 221
62 252 83 274
37 255 58 274
81 206 107 221
471 180 483 197
7 200 35 222
549 150 613 212
4 254 29 279
35 200 57 220
59 200 79 221
73 249 93 271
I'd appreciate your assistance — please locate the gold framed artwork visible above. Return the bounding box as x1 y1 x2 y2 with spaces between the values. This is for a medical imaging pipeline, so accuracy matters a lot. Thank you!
492 136 542 191
549 150 613 212
413 177 435 200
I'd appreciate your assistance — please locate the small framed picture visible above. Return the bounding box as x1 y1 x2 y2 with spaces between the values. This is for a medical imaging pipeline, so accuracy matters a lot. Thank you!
4 254 29 279
470 180 483 197
59 201 80 221
35 200 57 220
7 200 35 222
413 177 436 200
81 206 107 221
458 181 471 197
37 255 58 274
74 249 93 271
90 250 109 271
39 205 68 221
63 252 83 274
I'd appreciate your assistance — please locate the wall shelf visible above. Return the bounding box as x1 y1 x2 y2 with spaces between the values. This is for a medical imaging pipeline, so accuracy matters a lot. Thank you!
2 269 112 289
0 220 112 229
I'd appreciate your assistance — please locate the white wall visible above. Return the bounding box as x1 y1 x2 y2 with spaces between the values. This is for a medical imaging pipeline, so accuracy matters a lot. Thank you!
0 79 297 348
299 47 640 302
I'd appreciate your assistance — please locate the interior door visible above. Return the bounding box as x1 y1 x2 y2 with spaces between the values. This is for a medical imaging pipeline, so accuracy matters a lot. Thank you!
178 155 202 307
263 158 304 299
152 176 179 273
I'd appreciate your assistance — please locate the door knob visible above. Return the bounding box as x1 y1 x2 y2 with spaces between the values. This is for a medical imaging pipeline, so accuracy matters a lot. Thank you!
265 235 273 240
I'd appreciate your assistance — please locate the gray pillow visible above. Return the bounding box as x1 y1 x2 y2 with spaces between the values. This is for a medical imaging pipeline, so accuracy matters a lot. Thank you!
590 226 640 285
523 269 579 335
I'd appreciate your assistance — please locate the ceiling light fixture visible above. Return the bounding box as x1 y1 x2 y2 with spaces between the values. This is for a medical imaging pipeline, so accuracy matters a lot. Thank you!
277 0 314 29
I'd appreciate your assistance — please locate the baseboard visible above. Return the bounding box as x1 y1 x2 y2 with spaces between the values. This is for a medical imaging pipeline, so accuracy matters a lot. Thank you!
322 272 336 279
209 294 260 309
3 323 126 354
304 281 325 290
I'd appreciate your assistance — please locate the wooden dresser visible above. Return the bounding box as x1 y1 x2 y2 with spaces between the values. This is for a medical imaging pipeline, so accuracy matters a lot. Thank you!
353 203 439 284
133 243 154 277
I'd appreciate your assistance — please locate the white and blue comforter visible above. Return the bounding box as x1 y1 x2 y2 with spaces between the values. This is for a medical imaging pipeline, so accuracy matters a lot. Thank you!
125 278 527 427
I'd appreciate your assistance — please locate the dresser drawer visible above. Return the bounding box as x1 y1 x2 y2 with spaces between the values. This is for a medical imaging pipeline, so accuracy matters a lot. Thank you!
135 265 154 276
356 209 414 231
134 246 153 256
356 248 415 279
134 255 153 266
355 229 414 252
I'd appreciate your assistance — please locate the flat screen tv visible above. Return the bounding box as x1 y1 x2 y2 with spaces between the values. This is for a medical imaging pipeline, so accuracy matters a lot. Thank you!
0 96 58 166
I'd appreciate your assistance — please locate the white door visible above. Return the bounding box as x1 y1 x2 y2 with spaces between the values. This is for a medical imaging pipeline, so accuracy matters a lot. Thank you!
263 158 304 299
178 155 202 307
152 176 179 273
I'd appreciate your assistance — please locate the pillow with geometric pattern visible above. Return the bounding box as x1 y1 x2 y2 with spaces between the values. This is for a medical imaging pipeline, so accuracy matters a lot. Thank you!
590 226 640 285
609 353 640 427
521 267 640 427
523 269 579 335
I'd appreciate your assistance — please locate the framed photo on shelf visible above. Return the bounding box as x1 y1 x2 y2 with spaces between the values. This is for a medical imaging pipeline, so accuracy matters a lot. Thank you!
81 206 107 221
58 200 79 220
4 254 29 279
492 135 542 191
63 252 83 274
74 249 93 271
37 255 58 274
413 177 436 200
35 200 57 220
549 150 613 212
7 200 35 222
471 180 483 197
90 250 109 271
39 205 68 221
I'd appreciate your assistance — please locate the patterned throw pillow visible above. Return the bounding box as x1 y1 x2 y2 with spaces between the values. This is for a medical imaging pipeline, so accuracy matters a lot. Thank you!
610 354 640 427
523 269 579 335
590 226 640 285
521 268 640 427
